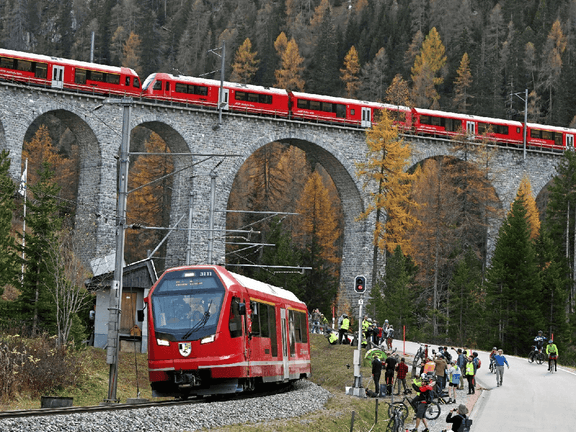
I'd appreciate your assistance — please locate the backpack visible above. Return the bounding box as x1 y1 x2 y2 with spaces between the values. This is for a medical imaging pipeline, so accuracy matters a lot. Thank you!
457 417 473 432
476 358 481 369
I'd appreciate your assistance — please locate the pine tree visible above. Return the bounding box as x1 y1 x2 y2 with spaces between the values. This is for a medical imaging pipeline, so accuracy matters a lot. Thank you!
485 194 543 354
0 150 18 294
358 47 388 102
542 20 567 124
356 109 418 283
18 162 65 336
230 38 260 84
340 46 360 98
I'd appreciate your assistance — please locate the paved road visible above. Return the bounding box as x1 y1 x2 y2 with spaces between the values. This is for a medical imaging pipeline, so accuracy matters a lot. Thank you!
397 340 576 431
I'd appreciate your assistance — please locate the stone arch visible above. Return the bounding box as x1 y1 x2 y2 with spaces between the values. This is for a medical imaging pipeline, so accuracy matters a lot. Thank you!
21 108 102 265
221 128 374 309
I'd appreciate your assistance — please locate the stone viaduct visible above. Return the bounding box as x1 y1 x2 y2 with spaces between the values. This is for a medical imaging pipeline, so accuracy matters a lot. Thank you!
0 81 563 308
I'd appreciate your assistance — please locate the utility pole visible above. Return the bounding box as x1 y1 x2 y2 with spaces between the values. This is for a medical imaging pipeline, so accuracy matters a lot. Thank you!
100 98 133 403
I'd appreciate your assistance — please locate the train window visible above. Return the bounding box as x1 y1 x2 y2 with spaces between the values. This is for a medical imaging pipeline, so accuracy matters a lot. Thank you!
420 115 431 125
175 83 187 93
195 85 207 96
107 74 120 85
297 99 309 109
289 311 296 356
75 69 87 84
0 57 15 69
35 63 47 79
133 77 140 88
91 71 104 82
350 109 355 116
16 60 32 72
251 302 260 335
235 91 246 101
542 130 553 140
322 102 333 112
260 305 269 337
309 100 321 111
165 81 170 91
229 297 243 338
431 116 443 126
247 92 259 103
516 127 521 134
445 118 455 132
125 76 131 86
153 80 162 91
259 94 272 104
530 129 541 139
269 307 277 356
555 134 563 146
336 104 346 118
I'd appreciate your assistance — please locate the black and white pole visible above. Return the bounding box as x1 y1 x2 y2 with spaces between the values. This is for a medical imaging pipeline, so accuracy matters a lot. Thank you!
347 275 367 397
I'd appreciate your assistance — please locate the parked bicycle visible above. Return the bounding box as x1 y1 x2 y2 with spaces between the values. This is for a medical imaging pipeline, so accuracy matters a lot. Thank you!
387 395 441 421
411 343 429 376
386 401 406 432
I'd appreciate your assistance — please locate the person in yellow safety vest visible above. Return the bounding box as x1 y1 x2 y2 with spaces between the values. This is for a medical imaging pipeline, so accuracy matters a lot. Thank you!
327 330 338 345
423 358 436 376
465 356 476 394
339 314 350 344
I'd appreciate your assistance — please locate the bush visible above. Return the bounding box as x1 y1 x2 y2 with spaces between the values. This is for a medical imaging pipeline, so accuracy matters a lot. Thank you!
0 333 86 402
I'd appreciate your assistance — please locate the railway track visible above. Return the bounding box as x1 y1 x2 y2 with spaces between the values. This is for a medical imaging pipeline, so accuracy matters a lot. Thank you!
0 381 294 420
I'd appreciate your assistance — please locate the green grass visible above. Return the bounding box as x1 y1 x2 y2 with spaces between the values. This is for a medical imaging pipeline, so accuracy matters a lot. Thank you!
1 334 402 431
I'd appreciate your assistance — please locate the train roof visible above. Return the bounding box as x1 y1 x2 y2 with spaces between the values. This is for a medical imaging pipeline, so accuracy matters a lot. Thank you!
291 90 384 108
415 107 524 127
147 73 289 96
229 271 306 306
0 48 137 75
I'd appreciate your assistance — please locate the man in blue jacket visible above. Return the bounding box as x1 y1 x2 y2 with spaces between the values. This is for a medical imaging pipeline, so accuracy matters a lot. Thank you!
493 349 509 387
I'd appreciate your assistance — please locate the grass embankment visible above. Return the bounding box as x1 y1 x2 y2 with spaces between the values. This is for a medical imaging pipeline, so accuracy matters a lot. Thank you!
1 334 400 431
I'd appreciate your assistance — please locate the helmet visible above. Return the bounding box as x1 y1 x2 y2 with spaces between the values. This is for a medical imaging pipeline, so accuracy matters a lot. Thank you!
368 318 372 322
385 319 389 323
420 373 427 380
548 339 553 344
343 314 348 318
538 330 543 334
493 347 497 350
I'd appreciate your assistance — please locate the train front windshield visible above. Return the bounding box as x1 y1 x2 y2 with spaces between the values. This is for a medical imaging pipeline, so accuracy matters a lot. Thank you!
150 269 225 341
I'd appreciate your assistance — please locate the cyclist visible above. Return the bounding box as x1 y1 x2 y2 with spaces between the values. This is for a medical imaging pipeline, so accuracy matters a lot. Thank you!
546 339 559 372
530 330 547 362
412 375 434 432
489 346 497 368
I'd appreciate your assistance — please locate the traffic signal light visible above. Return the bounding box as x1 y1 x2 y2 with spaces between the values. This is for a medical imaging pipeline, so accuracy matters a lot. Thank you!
354 275 366 294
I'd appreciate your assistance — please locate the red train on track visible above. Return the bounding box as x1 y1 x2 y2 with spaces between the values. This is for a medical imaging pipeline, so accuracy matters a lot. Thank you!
139 265 311 398
2 47 575 152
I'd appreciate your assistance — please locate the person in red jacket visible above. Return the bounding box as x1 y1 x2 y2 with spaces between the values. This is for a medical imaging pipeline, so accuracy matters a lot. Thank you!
395 357 410 395
412 376 434 432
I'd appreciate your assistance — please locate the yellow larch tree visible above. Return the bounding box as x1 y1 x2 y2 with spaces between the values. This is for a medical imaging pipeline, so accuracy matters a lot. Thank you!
356 109 418 282
274 37 305 91
126 132 174 263
453 52 473 113
122 31 142 75
513 175 540 240
230 38 260 84
411 27 447 109
340 45 361 98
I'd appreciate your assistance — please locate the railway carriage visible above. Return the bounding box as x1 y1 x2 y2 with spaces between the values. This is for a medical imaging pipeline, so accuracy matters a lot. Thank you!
141 265 311 398
525 122 576 151
0 48 141 96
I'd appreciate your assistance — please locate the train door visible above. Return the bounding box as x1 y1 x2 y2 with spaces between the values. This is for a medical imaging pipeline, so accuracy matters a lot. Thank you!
280 308 289 380
466 121 475 137
361 107 371 128
219 87 230 110
567 134 574 150
52 65 64 89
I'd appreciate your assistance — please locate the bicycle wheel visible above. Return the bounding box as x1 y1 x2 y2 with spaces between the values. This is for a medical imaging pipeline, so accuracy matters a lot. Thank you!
536 353 544 365
425 401 441 420
387 402 409 421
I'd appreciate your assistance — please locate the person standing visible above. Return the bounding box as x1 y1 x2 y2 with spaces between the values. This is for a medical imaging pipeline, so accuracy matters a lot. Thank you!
412 375 434 432
384 353 398 395
372 355 383 395
546 339 559 372
446 361 461 404
493 349 509 386
434 354 448 392
465 356 476 394
456 349 466 390
395 357 410 395
338 314 350 344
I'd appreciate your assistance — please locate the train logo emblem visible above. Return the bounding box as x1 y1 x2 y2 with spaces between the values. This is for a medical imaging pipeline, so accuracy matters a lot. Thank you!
178 342 192 357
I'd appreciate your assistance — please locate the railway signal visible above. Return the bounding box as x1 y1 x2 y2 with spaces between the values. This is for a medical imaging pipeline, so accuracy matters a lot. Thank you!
354 275 366 294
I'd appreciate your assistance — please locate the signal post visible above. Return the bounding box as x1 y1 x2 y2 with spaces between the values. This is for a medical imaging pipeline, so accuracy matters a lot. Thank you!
346 275 367 398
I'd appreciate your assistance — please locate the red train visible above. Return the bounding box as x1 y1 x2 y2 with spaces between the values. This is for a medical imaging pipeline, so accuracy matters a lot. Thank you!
2 47 575 152
139 265 311 398
0 48 141 96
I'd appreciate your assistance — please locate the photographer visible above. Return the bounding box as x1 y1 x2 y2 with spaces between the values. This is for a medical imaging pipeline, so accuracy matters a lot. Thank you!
441 404 469 431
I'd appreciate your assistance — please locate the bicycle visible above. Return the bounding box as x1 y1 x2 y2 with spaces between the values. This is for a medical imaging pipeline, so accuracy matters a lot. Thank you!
387 395 441 421
386 401 406 432
412 343 428 376
489 358 496 374
528 345 545 364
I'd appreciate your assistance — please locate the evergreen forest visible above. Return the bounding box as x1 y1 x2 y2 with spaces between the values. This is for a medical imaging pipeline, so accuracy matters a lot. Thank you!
2 0 576 363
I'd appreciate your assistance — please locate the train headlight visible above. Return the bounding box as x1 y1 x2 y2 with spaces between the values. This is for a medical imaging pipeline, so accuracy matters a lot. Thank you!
156 338 170 346
201 334 215 344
